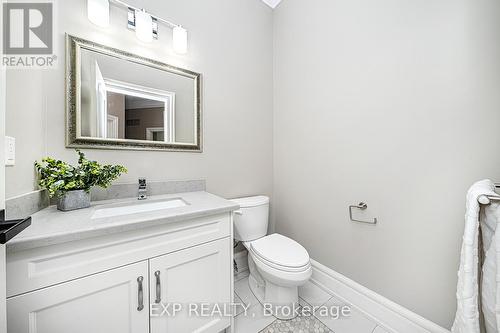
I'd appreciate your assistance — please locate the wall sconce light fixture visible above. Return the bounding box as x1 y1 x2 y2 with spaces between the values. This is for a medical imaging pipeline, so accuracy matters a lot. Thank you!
87 0 188 54
173 26 188 54
135 9 153 43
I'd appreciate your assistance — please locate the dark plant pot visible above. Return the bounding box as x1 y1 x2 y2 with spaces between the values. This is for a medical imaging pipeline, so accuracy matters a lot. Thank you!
57 190 91 211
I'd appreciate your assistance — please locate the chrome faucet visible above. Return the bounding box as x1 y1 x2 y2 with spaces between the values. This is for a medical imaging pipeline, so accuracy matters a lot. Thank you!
138 178 147 200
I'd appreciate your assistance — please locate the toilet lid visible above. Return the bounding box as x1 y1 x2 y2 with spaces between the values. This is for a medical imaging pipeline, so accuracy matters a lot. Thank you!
250 234 310 268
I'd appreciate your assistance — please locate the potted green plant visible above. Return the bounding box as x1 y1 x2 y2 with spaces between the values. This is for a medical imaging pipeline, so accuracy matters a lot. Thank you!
35 150 127 211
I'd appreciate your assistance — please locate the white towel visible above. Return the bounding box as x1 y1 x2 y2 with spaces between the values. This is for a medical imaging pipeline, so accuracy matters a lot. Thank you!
480 200 500 333
452 179 498 333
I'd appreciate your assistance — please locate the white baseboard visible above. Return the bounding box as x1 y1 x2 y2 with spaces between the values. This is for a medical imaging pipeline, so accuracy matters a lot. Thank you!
234 250 248 273
310 259 450 333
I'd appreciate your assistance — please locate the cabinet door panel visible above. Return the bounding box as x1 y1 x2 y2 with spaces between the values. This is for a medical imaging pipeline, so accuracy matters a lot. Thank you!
7 261 149 333
150 238 231 333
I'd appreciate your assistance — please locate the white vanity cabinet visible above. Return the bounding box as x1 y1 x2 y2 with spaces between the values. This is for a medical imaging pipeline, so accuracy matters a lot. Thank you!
5 203 236 333
7 261 150 333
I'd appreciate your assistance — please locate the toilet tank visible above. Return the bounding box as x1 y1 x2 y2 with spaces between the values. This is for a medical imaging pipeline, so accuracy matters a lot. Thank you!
231 196 270 242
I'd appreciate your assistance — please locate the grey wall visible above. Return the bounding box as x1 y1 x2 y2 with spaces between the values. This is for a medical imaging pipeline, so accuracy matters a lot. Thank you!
5 69 46 198
273 0 500 328
6 0 274 202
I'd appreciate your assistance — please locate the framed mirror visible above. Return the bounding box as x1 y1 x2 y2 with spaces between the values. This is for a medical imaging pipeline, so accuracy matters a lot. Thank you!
66 34 202 151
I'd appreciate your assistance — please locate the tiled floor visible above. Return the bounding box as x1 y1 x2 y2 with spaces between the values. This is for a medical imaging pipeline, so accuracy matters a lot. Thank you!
233 271 389 333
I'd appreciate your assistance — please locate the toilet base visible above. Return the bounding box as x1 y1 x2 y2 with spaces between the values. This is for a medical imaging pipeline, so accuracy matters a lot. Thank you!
247 256 300 320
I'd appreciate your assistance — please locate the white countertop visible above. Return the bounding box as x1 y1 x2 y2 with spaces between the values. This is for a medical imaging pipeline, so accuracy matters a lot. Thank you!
7 191 239 252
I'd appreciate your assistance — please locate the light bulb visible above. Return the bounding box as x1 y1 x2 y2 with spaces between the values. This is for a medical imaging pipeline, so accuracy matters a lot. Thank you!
87 0 110 28
173 26 188 54
135 9 153 43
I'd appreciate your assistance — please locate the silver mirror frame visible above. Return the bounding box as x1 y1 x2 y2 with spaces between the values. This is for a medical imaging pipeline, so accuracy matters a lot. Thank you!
65 34 202 152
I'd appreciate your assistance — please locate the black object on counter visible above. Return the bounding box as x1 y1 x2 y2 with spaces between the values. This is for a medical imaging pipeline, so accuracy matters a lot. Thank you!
0 210 31 244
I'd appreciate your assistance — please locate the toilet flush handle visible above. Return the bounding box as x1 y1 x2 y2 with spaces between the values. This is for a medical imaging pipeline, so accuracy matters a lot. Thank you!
234 210 243 216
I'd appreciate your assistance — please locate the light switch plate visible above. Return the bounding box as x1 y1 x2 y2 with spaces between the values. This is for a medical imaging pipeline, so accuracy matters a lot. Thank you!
5 136 15 166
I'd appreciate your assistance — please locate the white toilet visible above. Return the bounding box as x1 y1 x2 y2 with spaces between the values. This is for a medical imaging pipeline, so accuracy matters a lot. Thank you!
231 196 312 320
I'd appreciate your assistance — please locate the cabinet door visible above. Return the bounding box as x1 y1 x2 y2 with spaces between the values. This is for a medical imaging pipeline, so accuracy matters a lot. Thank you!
150 238 231 333
7 261 149 333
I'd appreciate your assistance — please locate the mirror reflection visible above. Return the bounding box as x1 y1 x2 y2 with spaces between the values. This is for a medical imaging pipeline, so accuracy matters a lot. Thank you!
78 47 197 146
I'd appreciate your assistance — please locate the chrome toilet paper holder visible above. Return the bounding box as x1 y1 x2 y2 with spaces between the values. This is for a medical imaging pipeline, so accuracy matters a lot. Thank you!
349 202 377 225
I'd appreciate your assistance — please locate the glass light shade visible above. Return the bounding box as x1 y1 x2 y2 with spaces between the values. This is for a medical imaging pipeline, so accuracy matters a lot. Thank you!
135 10 153 43
173 26 188 54
87 0 110 28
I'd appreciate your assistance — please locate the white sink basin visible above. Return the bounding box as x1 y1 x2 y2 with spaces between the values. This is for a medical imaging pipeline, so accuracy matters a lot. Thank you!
92 198 188 219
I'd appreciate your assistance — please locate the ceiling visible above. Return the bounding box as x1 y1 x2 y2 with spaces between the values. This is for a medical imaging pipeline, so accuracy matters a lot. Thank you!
261 0 282 9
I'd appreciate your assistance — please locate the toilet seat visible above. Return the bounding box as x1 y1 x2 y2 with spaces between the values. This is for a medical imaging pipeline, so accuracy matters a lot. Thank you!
247 234 311 273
